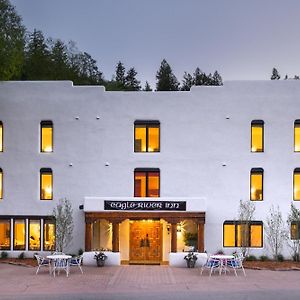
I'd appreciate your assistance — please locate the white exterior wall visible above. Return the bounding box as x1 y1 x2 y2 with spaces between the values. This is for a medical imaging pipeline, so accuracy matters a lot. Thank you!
1 80 300 258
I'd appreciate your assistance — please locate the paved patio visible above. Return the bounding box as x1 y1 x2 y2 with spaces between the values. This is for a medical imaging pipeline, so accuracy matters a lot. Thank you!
0 264 300 300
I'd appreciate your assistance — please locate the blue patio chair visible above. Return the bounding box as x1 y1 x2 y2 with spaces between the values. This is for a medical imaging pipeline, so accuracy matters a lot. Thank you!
200 257 220 276
226 254 246 276
34 254 50 275
69 255 83 274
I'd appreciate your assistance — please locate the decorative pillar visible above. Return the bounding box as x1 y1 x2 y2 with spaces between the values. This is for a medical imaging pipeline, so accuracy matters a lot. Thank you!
112 222 120 252
171 223 177 253
197 223 204 252
85 221 92 252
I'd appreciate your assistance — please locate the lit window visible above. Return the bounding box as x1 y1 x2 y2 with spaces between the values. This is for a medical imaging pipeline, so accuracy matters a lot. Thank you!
134 121 160 152
134 168 160 197
0 219 10 250
291 222 300 240
223 221 263 248
294 168 300 201
41 121 53 152
14 219 26 250
43 219 55 251
251 120 264 152
29 219 41 251
0 168 2 199
250 168 263 201
0 121 3 152
295 120 300 152
40 168 53 200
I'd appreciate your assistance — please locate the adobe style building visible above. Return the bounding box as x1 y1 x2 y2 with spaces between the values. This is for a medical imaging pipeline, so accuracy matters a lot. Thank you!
0 80 299 263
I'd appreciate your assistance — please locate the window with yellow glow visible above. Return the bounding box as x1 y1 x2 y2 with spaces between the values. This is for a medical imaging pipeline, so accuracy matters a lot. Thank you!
134 121 160 152
40 168 53 200
291 222 300 240
294 169 300 201
0 121 3 152
0 219 10 250
41 121 53 152
223 221 263 248
0 168 2 199
134 168 160 197
251 120 264 152
44 219 55 251
295 120 300 152
250 168 263 201
29 219 41 251
14 219 25 250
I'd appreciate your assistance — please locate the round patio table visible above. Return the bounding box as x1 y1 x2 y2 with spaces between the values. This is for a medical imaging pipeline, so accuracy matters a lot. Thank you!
47 254 72 277
210 255 235 275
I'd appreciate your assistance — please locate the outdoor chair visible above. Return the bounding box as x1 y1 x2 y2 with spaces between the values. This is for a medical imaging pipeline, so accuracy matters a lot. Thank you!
226 254 246 276
34 254 50 275
53 258 69 277
69 255 83 274
200 257 220 276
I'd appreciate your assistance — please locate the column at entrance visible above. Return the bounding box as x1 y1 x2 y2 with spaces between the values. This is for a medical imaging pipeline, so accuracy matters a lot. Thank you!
197 223 204 252
85 221 92 252
171 223 177 253
112 222 120 252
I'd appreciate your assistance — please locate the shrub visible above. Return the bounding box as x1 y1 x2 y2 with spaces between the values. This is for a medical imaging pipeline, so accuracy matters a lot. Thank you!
78 248 83 255
277 254 284 262
259 255 269 261
18 252 25 259
0 251 8 259
246 255 257 261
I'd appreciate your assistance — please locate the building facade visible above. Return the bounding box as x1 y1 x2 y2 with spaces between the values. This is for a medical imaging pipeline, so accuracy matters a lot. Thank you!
0 80 300 262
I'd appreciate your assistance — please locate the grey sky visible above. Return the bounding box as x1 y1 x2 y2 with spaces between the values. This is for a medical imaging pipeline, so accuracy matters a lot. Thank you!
10 0 300 87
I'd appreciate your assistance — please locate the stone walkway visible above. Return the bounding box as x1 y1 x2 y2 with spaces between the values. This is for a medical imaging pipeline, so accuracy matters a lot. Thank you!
0 264 300 299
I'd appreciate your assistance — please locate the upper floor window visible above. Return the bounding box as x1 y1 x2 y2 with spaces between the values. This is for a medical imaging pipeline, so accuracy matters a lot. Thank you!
294 168 300 201
0 219 10 250
41 121 53 152
134 168 160 197
250 168 263 201
0 168 2 200
40 168 53 200
223 220 263 248
134 120 160 152
0 121 3 152
294 120 300 152
251 120 264 152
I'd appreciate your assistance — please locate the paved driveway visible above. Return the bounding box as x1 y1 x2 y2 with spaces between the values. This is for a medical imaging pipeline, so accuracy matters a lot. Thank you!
0 264 299 300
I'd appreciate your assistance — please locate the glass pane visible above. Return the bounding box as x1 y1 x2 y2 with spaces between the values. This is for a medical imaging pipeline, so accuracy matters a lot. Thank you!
148 127 160 152
29 220 41 251
41 173 52 200
44 220 55 251
251 125 263 152
291 223 299 240
223 224 235 247
134 172 146 197
148 172 159 197
0 123 2 152
14 219 25 250
295 125 300 152
294 172 300 201
250 224 262 247
0 220 10 250
251 173 263 201
135 126 146 152
237 224 249 247
41 126 53 152
0 171 2 199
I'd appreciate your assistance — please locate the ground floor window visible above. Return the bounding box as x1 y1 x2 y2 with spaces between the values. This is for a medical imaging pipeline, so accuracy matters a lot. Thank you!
0 219 10 250
43 219 55 251
14 219 26 250
291 222 300 240
223 220 263 248
29 219 41 251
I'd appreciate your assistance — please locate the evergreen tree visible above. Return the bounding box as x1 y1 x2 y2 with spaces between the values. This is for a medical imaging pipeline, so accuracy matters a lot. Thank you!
156 59 179 91
50 39 70 80
193 67 206 86
181 72 193 91
115 61 126 87
212 70 223 86
125 67 141 91
143 81 152 91
271 67 280 80
0 0 25 80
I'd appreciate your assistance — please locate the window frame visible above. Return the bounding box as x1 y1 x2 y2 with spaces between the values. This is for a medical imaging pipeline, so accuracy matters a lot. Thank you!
294 120 300 152
40 120 53 153
251 120 264 153
13 218 26 251
0 121 3 152
28 218 41 251
134 120 160 153
0 168 2 200
134 168 160 197
40 168 53 200
250 167 264 201
43 218 56 251
293 168 300 201
0 218 11 250
223 220 263 248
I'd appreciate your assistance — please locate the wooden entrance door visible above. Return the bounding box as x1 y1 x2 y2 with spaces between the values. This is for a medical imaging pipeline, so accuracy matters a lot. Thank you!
130 221 162 264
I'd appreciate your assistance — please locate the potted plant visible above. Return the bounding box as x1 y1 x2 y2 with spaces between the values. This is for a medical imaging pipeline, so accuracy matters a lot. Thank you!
184 251 198 268
183 232 198 250
94 251 107 267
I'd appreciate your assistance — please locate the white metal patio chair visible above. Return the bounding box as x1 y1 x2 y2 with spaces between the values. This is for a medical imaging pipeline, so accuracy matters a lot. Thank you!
226 254 246 276
53 258 70 277
34 254 51 275
200 257 221 276
69 255 83 274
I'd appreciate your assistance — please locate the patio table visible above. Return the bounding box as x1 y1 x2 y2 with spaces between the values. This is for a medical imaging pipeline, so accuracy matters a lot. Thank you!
47 254 72 277
210 254 235 275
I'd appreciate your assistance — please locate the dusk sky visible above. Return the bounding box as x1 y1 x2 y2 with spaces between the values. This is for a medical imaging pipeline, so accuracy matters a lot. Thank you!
10 0 300 87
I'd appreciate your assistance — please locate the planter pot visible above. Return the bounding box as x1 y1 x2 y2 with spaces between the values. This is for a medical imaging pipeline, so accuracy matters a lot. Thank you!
96 259 105 267
186 259 196 268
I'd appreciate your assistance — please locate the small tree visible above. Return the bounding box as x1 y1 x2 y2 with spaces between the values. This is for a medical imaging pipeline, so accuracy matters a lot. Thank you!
265 205 287 260
270 67 280 80
287 203 300 261
156 59 180 91
143 81 152 91
237 199 255 256
53 198 74 253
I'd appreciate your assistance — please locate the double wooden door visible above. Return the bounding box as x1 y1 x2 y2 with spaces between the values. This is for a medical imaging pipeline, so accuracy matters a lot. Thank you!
129 221 162 264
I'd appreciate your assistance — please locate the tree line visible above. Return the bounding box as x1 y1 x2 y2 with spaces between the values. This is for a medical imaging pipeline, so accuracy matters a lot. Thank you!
0 0 223 91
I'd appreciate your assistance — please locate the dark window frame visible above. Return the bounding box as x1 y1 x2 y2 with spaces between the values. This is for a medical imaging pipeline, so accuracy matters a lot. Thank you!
13 218 26 251
294 120 300 152
0 218 11 250
28 218 41 251
251 120 264 153
293 168 300 201
0 167 2 199
40 168 53 200
223 220 263 248
43 218 56 251
134 120 160 153
134 168 160 197
250 167 264 201
0 121 3 152
291 221 300 240
40 120 53 153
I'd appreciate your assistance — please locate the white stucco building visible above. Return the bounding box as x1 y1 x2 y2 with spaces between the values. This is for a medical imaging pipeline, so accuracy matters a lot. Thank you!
0 80 300 263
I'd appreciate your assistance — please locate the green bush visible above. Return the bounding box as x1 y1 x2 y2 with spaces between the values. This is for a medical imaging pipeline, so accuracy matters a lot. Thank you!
0 251 8 259
78 248 83 255
259 255 269 261
277 254 284 262
246 255 257 261
183 232 197 246
18 252 25 259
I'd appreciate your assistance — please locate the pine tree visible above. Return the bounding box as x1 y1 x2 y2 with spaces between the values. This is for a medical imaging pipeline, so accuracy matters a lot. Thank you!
115 61 126 87
193 67 206 86
156 59 179 91
125 67 141 91
50 39 70 80
181 72 193 91
271 67 280 80
143 81 152 91
212 70 223 86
